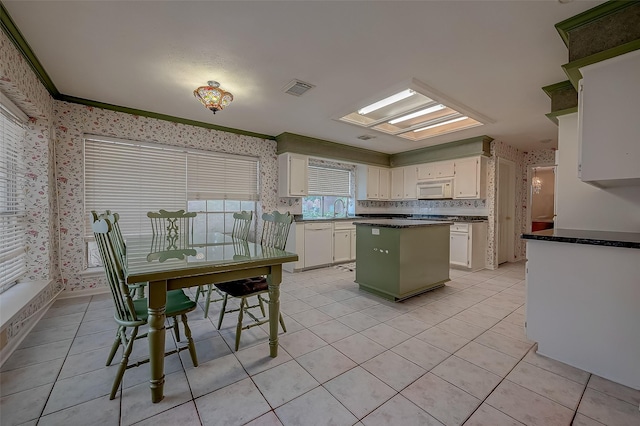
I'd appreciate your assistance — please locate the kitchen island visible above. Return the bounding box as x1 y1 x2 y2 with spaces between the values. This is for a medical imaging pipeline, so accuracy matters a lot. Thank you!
353 219 452 301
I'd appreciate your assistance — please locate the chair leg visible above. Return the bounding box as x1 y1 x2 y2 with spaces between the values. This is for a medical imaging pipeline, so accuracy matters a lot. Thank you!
217 293 229 330
279 313 287 333
136 285 145 299
235 298 246 351
181 314 198 367
204 284 213 318
110 327 138 400
173 317 181 342
106 326 123 366
258 296 266 317
195 285 202 303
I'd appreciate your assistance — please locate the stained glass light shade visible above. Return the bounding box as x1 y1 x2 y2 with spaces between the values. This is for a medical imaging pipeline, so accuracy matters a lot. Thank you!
194 81 233 114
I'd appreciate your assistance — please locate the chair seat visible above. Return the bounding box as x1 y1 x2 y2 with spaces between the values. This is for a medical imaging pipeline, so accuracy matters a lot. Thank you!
133 289 197 320
215 277 268 297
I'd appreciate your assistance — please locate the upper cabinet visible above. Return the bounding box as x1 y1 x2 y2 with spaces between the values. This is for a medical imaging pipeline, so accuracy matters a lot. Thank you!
417 160 455 181
390 166 417 200
278 153 308 197
578 50 640 187
357 165 390 200
453 156 487 199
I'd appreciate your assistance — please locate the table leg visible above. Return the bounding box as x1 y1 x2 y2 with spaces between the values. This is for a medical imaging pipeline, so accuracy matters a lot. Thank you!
267 265 282 358
148 280 167 403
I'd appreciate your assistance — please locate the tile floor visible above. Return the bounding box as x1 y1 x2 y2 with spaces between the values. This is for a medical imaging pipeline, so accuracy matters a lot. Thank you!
1 262 639 426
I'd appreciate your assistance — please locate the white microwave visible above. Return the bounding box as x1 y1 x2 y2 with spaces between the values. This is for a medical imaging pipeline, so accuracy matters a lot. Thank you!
417 179 453 199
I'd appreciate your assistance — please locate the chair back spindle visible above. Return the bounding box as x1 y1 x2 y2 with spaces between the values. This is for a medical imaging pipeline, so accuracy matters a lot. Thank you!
260 211 293 250
232 211 253 240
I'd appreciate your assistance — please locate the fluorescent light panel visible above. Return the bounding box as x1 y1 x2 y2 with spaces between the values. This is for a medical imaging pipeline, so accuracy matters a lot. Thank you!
388 104 445 124
414 116 468 132
358 89 415 115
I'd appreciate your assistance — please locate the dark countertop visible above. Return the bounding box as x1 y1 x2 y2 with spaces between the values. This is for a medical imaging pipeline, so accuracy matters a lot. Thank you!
294 214 487 223
521 228 640 249
353 219 453 228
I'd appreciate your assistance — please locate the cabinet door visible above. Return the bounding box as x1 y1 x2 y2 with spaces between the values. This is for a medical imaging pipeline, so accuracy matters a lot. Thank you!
436 161 455 179
450 232 469 267
403 166 418 199
379 168 390 200
367 167 380 199
350 229 356 261
417 163 437 180
390 168 404 200
289 155 308 196
453 157 479 198
333 230 351 263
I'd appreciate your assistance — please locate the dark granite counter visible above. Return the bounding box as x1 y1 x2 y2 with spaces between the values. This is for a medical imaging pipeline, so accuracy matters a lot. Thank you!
521 228 640 249
408 215 488 223
294 214 487 223
353 219 452 228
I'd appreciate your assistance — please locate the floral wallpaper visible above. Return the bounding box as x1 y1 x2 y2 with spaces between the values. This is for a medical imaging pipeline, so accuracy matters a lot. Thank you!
54 102 279 292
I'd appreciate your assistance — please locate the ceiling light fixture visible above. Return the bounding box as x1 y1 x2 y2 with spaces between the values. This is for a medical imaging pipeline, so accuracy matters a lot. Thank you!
388 104 446 124
193 81 233 114
532 170 543 194
414 116 468 132
358 89 415 115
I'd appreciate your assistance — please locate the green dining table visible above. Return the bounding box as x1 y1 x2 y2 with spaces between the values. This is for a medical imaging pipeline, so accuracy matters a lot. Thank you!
124 232 298 403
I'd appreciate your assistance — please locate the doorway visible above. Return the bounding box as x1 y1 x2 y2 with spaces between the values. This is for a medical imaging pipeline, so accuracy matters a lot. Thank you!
497 158 515 265
527 165 556 232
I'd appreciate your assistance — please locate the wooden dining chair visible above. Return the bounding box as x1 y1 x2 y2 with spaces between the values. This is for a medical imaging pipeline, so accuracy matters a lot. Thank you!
214 210 293 351
92 217 198 400
195 210 253 318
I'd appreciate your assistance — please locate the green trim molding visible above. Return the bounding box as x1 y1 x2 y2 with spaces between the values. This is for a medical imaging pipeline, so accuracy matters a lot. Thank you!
562 39 640 89
390 136 492 167
555 1 639 49
545 107 578 125
541 81 578 113
276 133 390 166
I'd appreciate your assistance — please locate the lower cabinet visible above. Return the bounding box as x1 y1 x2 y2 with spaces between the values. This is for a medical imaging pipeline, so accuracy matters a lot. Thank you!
334 223 356 263
449 222 487 271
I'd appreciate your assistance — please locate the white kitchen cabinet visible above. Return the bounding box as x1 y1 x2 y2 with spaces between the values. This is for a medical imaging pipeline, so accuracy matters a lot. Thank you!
304 222 333 268
417 160 454 181
390 166 418 200
278 153 308 197
449 222 487 271
453 156 487 199
284 222 305 272
334 222 356 263
578 50 640 187
356 165 390 200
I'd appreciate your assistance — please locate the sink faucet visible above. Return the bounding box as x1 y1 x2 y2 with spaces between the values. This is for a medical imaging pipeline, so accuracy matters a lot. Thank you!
333 198 346 218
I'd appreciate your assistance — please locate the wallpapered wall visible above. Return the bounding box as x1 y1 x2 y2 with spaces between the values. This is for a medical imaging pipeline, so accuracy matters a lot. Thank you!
54 102 280 292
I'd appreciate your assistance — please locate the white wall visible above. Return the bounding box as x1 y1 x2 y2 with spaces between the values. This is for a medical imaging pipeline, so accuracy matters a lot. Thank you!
556 113 640 232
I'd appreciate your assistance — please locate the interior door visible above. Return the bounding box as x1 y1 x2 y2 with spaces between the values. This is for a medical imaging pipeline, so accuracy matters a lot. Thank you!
497 158 515 264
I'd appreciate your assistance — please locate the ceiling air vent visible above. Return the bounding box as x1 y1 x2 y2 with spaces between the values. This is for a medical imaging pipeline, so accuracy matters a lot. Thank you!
357 134 376 140
283 79 315 97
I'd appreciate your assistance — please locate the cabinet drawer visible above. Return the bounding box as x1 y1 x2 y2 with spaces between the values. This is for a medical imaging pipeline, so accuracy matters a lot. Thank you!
450 223 470 232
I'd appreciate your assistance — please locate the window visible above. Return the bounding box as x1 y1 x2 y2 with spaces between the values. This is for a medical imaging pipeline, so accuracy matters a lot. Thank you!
302 166 352 218
84 136 259 266
188 199 257 244
0 95 28 293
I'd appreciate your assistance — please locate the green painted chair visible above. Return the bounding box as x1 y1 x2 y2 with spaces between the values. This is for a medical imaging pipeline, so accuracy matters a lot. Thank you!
215 210 293 351
195 210 253 318
92 217 198 400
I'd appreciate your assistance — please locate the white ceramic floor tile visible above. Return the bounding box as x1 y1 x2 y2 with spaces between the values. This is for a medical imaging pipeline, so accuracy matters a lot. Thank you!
235 342 293 376
436 318 486 340
252 360 319 408
43 367 115 415
309 319 356 344
185 353 248 398
275 386 358 426
280 300 314 316
243 411 284 426
0 383 53 425
454 341 519 377
431 356 502 399
571 413 606 426
38 395 119 426
17 323 79 349
336 311 379 332
299 294 337 308
406 307 450 327
131 401 202 426
324 366 396 419
0 358 63 397
587 374 640 406
473 330 534 359
317 302 357 318
195 378 271 426
179 335 232 366
506 362 586 409
522 348 590 385
359 304 405 322
361 350 426 392
576 387 640 426
296 345 357 384
361 394 443 426
416 326 471 354
485 380 574 426
401 373 480 426
1 339 72 372
332 333 386 364
67 329 116 355
289 308 334 328
385 314 431 336
453 309 501 329
390 338 449 371
361 323 411 349
463 403 524 426
489 320 530 343
277 329 327 358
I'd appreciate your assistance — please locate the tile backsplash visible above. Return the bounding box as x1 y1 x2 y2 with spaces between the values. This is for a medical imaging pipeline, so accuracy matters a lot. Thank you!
356 199 488 217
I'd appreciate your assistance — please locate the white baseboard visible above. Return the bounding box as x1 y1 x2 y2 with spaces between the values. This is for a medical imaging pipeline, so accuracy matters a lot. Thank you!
0 300 53 367
56 286 110 299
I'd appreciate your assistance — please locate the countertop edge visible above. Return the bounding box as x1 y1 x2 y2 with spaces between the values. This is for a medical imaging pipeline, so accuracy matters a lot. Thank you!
353 219 453 228
521 230 640 250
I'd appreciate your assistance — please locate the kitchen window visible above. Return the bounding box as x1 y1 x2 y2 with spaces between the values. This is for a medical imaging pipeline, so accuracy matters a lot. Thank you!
0 95 28 294
84 135 259 267
302 165 353 218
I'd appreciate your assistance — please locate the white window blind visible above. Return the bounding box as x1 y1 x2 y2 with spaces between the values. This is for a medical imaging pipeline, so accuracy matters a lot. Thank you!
308 166 351 197
0 101 27 293
84 136 259 237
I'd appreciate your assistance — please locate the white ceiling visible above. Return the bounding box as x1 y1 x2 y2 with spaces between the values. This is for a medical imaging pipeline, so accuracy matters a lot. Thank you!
4 1 603 154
